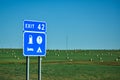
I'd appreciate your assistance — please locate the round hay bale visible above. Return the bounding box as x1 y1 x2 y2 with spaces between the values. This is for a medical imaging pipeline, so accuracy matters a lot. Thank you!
89 58 93 61
66 56 69 59
115 58 119 61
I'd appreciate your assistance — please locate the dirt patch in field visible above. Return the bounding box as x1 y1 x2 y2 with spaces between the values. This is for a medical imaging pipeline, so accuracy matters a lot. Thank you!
0 60 120 66
95 61 120 66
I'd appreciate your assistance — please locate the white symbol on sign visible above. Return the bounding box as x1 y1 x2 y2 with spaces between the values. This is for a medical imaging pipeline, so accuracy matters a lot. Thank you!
41 24 45 30
38 24 41 30
36 36 42 44
38 24 45 30
37 47 42 53
27 47 34 51
28 35 33 44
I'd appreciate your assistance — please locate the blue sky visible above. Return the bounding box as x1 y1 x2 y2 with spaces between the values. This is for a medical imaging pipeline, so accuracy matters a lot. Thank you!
0 0 120 49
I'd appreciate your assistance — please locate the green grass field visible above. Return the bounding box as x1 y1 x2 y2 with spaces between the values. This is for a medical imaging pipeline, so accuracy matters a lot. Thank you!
0 49 120 80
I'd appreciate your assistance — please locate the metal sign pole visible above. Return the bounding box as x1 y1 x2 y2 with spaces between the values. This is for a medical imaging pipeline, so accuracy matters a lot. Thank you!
38 56 42 80
26 56 29 80
40 57 42 80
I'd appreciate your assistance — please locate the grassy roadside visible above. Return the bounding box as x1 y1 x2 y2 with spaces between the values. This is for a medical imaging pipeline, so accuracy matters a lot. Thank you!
0 49 120 80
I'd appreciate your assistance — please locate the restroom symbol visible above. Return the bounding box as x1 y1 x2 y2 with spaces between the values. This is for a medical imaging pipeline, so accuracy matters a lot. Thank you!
28 35 33 44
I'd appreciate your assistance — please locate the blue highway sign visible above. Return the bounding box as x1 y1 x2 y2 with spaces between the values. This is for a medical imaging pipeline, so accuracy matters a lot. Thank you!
23 20 46 56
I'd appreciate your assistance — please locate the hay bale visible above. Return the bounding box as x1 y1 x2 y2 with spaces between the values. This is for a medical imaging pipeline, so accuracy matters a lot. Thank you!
100 57 102 60
14 55 16 58
99 57 103 62
115 58 119 61
97 55 99 57
89 58 93 62
66 56 69 59
17 57 20 60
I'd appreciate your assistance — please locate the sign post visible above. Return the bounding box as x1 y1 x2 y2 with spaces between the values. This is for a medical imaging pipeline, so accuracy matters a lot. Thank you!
23 20 46 80
26 56 29 80
38 57 42 80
